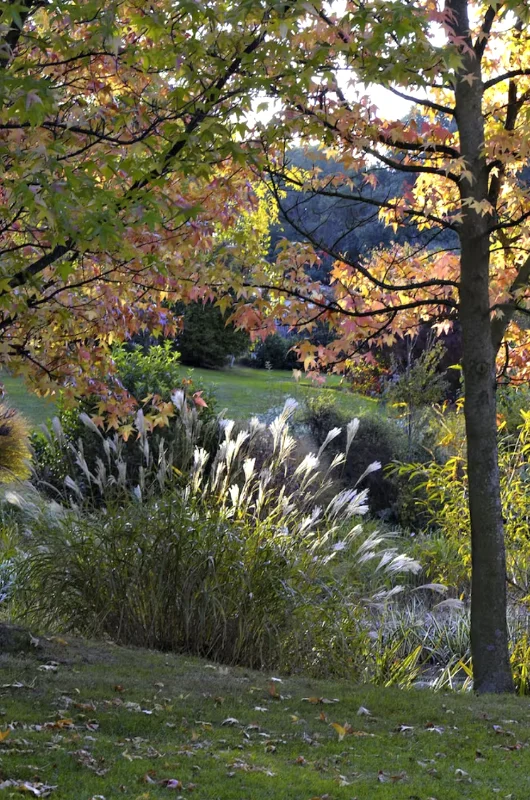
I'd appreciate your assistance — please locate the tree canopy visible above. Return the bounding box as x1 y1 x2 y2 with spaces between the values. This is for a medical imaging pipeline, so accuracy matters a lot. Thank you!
0 0 294 410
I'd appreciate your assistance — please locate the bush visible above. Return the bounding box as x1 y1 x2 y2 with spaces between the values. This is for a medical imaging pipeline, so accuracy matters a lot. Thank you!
385 341 449 457
112 340 183 401
396 408 530 598
251 333 300 370
497 383 530 435
303 394 411 519
32 396 221 508
15 402 420 676
31 343 217 502
177 302 250 368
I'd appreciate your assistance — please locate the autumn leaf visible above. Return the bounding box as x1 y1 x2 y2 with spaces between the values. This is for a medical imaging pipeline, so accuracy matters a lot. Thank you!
192 391 208 408
357 705 372 716
378 771 408 783
330 722 347 741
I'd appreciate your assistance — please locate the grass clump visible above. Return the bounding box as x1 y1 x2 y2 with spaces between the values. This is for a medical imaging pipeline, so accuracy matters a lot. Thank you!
12 401 420 680
0 405 31 483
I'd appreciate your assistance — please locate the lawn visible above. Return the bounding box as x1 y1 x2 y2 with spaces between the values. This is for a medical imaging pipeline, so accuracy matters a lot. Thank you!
1 374 56 428
0 366 378 429
0 634 529 799
185 366 379 420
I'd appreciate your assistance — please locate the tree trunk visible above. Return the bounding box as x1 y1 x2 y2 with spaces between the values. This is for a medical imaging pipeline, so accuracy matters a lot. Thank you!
451 0 513 692
460 242 513 693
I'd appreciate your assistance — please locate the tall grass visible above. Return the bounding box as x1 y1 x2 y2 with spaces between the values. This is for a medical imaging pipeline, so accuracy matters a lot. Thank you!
13 400 421 677
0 405 31 483
32 394 220 506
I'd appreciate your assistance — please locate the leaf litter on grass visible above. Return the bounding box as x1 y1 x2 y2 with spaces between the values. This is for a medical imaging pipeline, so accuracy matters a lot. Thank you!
0 637 529 798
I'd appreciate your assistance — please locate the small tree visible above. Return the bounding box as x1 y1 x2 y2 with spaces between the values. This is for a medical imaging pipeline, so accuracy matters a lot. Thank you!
386 340 449 455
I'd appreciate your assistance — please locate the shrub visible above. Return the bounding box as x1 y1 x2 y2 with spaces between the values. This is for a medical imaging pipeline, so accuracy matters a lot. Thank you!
32 397 221 508
251 333 300 370
31 343 217 502
112 340 183 401
385 341 449 457
303 390 344 443
396 408 530 598
177 302 250 368
497 383 530 435
303 394 411 519
15 402 420 677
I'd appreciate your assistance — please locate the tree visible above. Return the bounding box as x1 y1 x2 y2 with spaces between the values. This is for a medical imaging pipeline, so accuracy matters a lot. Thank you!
177 302 250 368
243 0 530 692
0 0 306 419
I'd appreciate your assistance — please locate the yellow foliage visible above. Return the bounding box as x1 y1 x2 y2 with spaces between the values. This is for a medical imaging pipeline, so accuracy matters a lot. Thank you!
0 405 31 482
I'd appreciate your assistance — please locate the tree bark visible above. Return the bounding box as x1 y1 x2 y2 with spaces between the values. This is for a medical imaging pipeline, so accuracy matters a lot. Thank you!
451 0 513 693
460 240 513 693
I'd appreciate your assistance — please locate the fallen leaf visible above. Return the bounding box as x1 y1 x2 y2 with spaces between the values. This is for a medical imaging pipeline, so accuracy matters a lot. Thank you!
330 722 347 741
0 780 57 796
303 696 338 705
46 718 74 729
425 722 444 734
455 768 469 777
357 705 372 716
493 724 514 736
161 778 183 789
377 770 407 783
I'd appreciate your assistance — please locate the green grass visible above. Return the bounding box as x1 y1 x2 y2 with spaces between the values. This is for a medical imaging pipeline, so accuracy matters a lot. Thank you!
186 366 378 420
0 374 56 428
0 367 376 429
1 635 530 798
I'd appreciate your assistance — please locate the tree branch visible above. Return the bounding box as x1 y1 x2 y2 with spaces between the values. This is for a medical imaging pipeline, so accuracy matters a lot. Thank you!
484 69 530 91
386 86 455 116
0 0 42 69
491 252 530 353
474 5 498 61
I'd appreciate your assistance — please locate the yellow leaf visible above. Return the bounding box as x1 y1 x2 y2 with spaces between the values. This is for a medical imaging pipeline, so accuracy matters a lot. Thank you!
331 722 347 741
0 729 10 742
48 636 68 645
